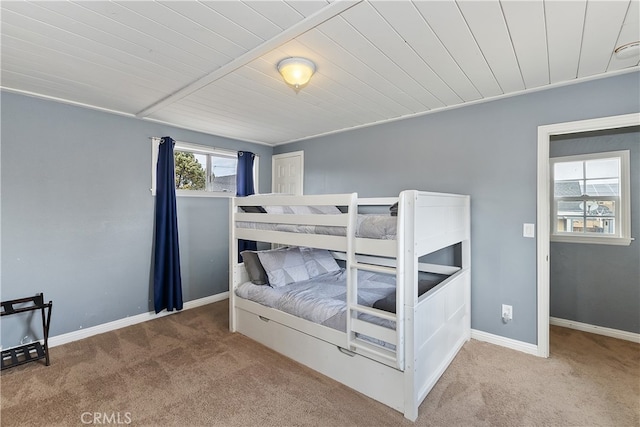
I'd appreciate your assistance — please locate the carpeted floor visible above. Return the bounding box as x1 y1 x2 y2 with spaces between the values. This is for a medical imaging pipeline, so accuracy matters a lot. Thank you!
1 301 638 426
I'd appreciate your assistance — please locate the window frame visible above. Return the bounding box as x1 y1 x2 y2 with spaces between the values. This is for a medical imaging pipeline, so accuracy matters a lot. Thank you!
151 139 259 198
550 150 631 246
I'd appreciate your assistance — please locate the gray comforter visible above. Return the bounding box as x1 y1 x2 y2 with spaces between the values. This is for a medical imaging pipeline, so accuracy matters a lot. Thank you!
237 214 397 240
235 269 397 347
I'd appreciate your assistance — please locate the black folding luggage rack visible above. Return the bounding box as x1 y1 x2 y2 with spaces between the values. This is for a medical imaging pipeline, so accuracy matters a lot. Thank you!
1 293 53 371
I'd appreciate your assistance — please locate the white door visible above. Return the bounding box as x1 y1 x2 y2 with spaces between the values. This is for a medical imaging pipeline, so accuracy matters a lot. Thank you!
272 151 304 195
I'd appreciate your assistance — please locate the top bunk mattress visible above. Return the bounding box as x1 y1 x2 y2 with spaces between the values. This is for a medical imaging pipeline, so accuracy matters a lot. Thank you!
237 214 397 240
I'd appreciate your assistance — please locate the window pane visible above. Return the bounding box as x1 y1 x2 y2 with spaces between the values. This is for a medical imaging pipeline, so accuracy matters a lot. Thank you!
175 151 206 190
585 217 615 234
584 178 619 196
554 181 582 197
585 200 615 216
210 156 237 193
565 217 584 232
554 161 583 180
557 200 583 215
585 158 619 179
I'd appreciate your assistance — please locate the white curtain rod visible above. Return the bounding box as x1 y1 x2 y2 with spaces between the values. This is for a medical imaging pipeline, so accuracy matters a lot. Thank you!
149 137 239 157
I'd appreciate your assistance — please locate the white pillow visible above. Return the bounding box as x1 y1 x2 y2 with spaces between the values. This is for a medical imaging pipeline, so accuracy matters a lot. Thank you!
257 247 309 288
300 247 341 278
263 205 294 214
307 205 342 215
263 205 341 215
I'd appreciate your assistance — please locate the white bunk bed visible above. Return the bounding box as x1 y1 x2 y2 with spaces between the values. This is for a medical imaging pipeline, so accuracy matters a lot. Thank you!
229 190 470 421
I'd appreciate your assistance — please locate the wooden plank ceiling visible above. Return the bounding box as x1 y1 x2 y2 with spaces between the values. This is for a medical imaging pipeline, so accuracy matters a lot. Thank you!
2 0 638 145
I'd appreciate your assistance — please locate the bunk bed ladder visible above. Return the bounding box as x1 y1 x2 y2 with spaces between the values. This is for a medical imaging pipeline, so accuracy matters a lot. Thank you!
345 194 358 355
349 262 398 351
347 263 400 367
351 263 396 276
345 194 405 372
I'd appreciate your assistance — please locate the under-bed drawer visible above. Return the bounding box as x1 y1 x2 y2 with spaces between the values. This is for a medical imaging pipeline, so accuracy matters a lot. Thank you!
236 307 405 413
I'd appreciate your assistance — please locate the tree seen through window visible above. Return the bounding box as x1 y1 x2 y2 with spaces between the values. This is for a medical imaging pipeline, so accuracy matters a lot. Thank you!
174 151 206 190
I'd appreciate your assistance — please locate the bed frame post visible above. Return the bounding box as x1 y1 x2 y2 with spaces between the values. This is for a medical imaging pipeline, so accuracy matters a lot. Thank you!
462 197 472 338
229 197 238 332
400 190 419 421
395 193 406 373
345 193 358 350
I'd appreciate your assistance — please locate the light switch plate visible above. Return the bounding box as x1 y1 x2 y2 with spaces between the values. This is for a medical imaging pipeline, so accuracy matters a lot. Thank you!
523 223 535 238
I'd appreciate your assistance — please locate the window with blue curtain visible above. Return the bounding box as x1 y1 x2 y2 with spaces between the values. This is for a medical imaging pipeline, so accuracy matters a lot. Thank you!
237 151 257 257
153 136 183 313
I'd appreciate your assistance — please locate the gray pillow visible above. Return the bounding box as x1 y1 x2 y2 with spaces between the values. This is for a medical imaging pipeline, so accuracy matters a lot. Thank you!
390 202 398 216
240 251 269 285
258 247 310 288
300 247 340 278
241 206 266 213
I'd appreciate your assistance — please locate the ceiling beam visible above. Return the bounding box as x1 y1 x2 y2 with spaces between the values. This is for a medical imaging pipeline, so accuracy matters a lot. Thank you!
136 0 362 118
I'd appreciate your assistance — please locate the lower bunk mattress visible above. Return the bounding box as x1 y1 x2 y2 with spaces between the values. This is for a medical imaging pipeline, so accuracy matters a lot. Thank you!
235 269 446 349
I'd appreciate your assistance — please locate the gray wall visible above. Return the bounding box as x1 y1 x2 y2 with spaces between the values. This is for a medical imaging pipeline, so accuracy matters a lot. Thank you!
550 127 639 333
274 71 640 345
1 92 272 347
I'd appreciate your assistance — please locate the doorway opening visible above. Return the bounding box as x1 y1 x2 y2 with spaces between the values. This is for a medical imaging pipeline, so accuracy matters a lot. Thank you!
536 113 639 357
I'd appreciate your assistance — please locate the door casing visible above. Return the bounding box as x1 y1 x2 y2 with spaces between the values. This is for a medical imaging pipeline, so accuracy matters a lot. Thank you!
536 113 640 357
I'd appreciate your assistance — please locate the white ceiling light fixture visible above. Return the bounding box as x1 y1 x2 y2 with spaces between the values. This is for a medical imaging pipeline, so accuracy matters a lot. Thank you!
614 41 640 59
277 57 316 93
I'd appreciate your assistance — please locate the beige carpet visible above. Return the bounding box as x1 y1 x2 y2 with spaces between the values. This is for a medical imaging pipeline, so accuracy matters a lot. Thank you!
1 301 638 426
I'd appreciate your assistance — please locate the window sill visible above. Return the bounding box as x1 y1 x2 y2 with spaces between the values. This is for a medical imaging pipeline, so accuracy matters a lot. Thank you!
150 189 234 198
551 235 633 246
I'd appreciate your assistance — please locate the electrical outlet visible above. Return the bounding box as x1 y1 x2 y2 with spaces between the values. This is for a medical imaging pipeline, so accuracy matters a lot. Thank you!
502 304 513 322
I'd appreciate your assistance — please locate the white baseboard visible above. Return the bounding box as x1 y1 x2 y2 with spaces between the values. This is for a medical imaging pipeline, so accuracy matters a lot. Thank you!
550 317 640 344
471 329 539 356
48 292 229 348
